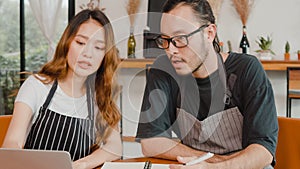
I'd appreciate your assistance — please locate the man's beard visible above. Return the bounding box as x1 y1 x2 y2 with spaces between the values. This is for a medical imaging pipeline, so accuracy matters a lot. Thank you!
192 49 209 73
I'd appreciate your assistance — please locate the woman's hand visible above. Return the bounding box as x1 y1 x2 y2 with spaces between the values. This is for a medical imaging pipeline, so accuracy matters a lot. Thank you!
72 160 88 169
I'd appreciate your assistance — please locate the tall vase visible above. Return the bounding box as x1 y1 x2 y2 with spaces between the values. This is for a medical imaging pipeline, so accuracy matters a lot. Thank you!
239 26 250 54
127 27 136 58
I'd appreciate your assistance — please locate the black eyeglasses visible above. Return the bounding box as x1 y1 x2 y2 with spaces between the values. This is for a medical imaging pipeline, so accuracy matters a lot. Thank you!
155 24 209 49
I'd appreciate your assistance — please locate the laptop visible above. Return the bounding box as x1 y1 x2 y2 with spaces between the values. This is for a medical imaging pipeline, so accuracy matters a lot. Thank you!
0 148 73 169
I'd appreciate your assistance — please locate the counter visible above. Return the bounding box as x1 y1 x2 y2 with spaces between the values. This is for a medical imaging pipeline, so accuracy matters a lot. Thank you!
120 58 300 71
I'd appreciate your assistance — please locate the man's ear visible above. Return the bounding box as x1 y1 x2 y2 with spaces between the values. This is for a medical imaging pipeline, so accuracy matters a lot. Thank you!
206 24 217 42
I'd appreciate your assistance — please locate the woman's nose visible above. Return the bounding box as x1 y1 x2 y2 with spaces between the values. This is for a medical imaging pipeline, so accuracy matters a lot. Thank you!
82 44 93 58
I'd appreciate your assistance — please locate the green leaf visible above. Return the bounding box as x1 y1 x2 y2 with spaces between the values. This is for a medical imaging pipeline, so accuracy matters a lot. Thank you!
255 35 274 51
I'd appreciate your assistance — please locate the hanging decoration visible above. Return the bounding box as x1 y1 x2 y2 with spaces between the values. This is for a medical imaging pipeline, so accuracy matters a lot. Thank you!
207 0 224 22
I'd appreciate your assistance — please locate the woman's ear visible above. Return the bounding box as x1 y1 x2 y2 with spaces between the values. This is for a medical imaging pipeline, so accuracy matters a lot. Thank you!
206 24 217 42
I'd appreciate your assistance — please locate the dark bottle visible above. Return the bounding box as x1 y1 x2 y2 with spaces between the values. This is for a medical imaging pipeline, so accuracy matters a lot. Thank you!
239 26 250 54
127 27 136 58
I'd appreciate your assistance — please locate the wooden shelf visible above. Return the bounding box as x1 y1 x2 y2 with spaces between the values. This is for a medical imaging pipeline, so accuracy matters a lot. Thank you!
261 60 300 71
120 58 154 69
120 58 300 71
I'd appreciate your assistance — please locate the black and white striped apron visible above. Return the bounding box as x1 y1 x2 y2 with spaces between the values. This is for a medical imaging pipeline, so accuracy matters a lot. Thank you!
24 80 95 161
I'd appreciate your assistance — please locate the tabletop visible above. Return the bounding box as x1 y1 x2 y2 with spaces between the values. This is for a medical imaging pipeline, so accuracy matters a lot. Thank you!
97 157 180 168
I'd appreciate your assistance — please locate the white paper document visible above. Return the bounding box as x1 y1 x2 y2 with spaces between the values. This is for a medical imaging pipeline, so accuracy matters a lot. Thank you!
102 162 170 169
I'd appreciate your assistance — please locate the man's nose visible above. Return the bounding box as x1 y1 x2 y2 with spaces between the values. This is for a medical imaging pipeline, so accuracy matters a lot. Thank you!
167 41 179 54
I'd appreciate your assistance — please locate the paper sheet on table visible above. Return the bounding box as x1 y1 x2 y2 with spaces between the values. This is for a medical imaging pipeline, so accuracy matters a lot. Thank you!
101 162 170 169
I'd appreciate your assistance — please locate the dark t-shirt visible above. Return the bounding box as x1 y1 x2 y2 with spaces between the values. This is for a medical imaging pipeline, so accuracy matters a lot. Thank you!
136 52 278 158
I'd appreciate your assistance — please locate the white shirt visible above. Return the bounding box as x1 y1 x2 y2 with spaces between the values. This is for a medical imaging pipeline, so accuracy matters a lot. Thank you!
15 75 90 125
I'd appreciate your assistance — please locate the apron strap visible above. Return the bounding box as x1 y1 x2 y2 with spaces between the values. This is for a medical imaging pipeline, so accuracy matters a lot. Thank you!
216 53 236 107
86 81 94 120
224 73 237 107
42 80 58 109
42 79 94 120
86 79 95 142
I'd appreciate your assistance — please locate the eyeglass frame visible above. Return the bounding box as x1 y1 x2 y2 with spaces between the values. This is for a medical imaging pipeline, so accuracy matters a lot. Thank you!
154 24 209 49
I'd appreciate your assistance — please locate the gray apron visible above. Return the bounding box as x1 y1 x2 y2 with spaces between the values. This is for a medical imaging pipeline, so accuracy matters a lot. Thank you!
177 106 243 154
175 54 273 169
176 53 243 154
177 107 273 169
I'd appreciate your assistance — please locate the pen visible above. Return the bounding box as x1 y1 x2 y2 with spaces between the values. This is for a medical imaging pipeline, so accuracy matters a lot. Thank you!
185 152 214 166
143 160 152 169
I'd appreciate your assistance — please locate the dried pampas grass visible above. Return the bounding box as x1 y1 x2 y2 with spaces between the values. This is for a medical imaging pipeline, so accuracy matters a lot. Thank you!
127 0 141 27
207 0 224 22
80 0 105 11
232 0 255 26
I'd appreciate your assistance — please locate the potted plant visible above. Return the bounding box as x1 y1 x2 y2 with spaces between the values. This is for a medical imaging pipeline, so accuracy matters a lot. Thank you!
284 41 290 60
255 35 275 60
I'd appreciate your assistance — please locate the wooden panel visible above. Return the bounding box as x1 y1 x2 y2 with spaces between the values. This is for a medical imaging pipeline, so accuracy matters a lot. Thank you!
289 70 300 80
290 80 300 90
120 58 300 71
289 94 300 99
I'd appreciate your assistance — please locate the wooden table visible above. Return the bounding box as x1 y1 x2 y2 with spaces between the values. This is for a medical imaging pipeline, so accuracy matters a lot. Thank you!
116 157 179 164
98 157 179 168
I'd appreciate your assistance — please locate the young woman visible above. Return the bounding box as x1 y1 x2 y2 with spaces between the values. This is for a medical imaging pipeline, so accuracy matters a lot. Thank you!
2 9 122 169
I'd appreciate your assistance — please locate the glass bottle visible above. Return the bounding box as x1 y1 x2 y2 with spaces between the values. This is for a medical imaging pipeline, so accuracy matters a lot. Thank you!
239 26 250 54
127 27 136 58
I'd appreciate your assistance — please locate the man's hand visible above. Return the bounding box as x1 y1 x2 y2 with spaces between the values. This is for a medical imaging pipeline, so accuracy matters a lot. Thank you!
140 137 206 160
206 154 231 163
169 144 273 169
177 156 198 164
169 156 211 169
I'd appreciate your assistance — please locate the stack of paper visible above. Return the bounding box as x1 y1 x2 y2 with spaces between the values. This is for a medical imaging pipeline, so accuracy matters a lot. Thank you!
102 162 170 169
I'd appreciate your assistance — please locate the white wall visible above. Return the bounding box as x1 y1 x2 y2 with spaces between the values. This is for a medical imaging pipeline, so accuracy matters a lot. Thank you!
118 69 145 158
218 0 300 58
216 0 300 118
76 0 300 59
76 0 149 58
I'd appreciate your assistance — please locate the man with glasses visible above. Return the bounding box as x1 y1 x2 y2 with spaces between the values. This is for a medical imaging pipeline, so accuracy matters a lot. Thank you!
136 0 277 169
